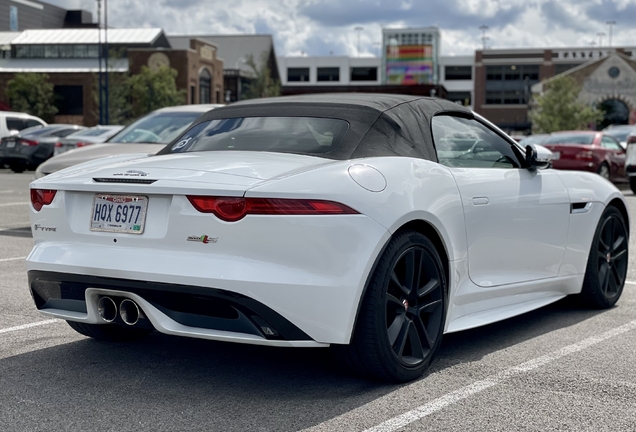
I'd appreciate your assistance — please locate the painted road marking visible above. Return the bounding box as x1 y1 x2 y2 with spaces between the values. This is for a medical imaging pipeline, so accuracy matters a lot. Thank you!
0 256 26 262
0 202 29 207
364 319 636 432
626 281 636 285
0 320 59 335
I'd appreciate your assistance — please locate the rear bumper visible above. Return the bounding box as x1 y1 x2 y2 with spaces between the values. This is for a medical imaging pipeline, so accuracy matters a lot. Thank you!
29 270 324 347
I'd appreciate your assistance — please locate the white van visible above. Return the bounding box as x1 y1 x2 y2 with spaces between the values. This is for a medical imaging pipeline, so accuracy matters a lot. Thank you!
0 112 47 138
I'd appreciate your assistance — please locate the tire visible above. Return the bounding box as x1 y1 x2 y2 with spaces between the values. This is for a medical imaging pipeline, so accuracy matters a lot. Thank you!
579 206 628 308
66 321 152 342
597 163 610 180
9 163 26 173
629 177 636 195
333 231 447 382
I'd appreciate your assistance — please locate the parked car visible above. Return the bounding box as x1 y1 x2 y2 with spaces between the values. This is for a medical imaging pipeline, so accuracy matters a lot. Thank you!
54 125 124 156
34 104 223 178
27 94 629 383
602 124 635 149
623 128 636 192
0 124 85 172
541 131 626 183
0 111 46 139
518 134 549 146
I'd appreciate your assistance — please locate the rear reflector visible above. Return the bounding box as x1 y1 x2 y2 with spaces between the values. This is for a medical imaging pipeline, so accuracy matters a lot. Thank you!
186 196 358 222
30 189 57 211
21 139 39 147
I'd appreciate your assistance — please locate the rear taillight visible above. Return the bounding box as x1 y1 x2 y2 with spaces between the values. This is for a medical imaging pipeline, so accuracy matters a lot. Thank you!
186 196 358 222
75 142 87 148
30 189 57 211
54 142 62 148
20 139 39 146
575 150 594 160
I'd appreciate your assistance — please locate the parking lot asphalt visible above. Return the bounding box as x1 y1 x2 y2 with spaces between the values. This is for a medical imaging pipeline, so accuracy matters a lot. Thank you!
1 168 635 431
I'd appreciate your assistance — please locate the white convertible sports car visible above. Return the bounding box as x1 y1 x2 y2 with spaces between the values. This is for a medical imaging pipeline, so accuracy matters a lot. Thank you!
27 94 629 382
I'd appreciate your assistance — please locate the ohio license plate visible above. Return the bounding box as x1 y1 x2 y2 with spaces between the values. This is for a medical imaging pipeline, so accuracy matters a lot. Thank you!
551 152 560 160
90 194 148 234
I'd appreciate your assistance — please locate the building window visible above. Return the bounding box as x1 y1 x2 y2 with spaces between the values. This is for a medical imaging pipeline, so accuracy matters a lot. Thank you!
445 66 472 80
287 67 310 82
54 85 84 115
351 67 378 81
199 69 212 104
215 91 221 104
447 91 472 106
59 45 74 58
317 67 339 82
190 85 196 104
73 45 88 58
555 63 579 75
485 65 540 105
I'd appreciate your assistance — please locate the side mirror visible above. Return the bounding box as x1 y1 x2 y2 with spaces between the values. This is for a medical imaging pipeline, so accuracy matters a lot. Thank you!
526 144 552 170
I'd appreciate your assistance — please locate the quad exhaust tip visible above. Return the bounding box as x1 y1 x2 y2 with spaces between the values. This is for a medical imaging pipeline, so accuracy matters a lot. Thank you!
97 296 117 323
119 299 141 326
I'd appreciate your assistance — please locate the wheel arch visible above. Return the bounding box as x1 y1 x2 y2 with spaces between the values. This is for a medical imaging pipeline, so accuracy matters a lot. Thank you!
346 218 451 344
607 197 630 235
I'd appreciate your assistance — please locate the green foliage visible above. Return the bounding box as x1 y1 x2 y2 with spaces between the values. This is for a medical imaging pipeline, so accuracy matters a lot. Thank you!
129 66 186 118
93 48 132 125
7 73 58 122
530 76 603 133
242 53 281 100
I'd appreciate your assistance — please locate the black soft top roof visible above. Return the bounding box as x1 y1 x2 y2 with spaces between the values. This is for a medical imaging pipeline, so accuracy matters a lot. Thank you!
173 93 474 161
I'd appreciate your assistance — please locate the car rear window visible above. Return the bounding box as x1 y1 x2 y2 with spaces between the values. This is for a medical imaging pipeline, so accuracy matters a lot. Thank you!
543 134 595 145
167 117 350 155
109 112 202 144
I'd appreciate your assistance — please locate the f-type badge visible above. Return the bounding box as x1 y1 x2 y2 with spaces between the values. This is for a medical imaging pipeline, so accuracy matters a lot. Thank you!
187 235 218 244
113 170 149 177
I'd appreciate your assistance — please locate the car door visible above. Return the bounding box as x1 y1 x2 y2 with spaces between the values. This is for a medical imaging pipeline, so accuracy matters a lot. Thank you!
600 135 625 182
432 114 570 287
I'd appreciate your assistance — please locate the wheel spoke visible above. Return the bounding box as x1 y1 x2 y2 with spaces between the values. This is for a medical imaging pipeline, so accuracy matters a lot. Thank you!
608 268 619 295
613 248 627 262
394 320 411 357
611 265 624 289
418 299 443 315
386 293 404 311
414 249 424 297
404 250 415 294
391 271 410 296
387 313 406 345
418 278 440 298
414 315 434 349
598 262 609 292
407 322 424 359
612 236 625 253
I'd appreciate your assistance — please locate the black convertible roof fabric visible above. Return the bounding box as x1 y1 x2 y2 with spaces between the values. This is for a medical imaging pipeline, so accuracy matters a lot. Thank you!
169 93 474 161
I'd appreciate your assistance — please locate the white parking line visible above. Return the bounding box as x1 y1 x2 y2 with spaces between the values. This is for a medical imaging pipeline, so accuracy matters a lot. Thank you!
625 281 636 285
0 256 26 263
364 319 636 432
0 319 59 335
0 201 29 207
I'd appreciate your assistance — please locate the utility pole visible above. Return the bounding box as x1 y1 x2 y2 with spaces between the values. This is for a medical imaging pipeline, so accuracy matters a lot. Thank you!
479 25 489 50
104 0 109 124
354 26 363 57
96 0 102 125
597 32 605 47
606 20 616 47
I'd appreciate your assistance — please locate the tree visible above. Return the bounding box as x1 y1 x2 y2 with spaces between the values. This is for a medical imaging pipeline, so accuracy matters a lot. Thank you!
129 66 186 118
7 73 58 122
530 76 603 133
241 53 281 99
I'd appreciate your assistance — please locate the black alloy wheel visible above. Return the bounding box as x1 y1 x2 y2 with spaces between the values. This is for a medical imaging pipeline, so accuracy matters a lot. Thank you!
386 246 444 367
333 231 447 382
581 206 628 308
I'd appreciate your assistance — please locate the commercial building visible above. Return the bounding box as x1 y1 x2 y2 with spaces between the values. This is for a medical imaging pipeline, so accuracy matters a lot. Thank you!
474 46 636 131
0 0 93 32
0 28 223 125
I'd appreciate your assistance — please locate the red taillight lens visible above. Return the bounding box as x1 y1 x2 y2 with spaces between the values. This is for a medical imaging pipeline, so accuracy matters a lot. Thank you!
20 139 39 146
54 142 62 148
186 196 358 222
75 142 87 147
30 189 57 211
575 150 594 160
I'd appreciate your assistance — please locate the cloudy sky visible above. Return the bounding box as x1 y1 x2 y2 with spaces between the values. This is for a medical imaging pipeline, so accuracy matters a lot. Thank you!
44 0 635 57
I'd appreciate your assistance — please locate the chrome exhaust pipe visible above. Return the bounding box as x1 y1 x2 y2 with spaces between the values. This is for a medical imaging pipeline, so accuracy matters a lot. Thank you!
119 299 141 326
97 296 117 323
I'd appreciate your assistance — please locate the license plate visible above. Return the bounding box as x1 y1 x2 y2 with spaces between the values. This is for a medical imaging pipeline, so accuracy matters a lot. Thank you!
552 151 560 160
90 194 148 234
6 140 15 148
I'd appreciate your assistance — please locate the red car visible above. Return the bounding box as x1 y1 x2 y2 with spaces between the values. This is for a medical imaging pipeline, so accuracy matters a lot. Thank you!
542 131 626 183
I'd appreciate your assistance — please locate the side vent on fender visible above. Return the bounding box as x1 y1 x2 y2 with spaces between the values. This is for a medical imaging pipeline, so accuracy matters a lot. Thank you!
571 202 592 214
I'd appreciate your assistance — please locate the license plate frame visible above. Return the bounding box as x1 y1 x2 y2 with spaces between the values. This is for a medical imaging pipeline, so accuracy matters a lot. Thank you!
89 194 148 234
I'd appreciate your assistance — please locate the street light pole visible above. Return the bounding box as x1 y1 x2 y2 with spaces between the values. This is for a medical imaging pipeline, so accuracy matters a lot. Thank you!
479 25 489 50
96 0 102 125
354 26 363 57
606 20 616 48
597 32 605 48
104 0 109 124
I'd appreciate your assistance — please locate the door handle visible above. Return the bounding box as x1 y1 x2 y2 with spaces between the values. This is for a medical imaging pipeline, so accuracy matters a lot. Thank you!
472 197 489 206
